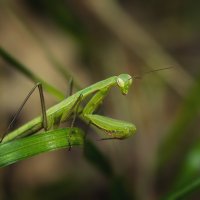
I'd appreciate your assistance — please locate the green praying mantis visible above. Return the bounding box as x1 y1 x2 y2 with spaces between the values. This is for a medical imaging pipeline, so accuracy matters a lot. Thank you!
1 74 136 144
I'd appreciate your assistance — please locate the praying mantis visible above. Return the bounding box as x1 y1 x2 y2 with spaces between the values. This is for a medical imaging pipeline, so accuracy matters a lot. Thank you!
1 74 136 144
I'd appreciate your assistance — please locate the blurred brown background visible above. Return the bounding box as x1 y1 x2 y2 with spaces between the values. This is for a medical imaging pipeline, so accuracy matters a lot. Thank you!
0 0 200 199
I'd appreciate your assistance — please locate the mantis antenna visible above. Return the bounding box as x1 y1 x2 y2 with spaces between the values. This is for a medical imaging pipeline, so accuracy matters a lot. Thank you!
133 66 173 79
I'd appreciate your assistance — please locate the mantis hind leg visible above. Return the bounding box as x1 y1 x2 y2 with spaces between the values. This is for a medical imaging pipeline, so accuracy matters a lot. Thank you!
1 83 48 142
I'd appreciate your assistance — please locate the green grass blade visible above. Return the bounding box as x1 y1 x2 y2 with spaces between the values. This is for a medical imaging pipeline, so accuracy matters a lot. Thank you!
169 140 200 192
158 75 200 168
0 47 64 100
0 128 84 168
163 178 200 200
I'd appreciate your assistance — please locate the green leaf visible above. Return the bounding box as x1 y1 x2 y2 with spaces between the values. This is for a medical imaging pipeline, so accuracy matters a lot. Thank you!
0 128 84 168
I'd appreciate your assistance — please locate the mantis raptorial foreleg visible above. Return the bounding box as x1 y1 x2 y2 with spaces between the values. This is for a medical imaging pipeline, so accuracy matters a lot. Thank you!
81 87 136 139
83 88 109 115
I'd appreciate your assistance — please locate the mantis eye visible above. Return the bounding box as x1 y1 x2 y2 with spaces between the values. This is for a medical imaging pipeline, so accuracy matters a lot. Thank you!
117 78 125 88
128 78 132 85
117 74 133 95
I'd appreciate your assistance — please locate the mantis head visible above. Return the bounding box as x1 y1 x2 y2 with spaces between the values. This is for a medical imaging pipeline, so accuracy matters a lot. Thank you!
117 74 132 95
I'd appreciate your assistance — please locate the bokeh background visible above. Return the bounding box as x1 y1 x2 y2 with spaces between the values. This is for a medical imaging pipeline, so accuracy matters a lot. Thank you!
0 0 200 199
